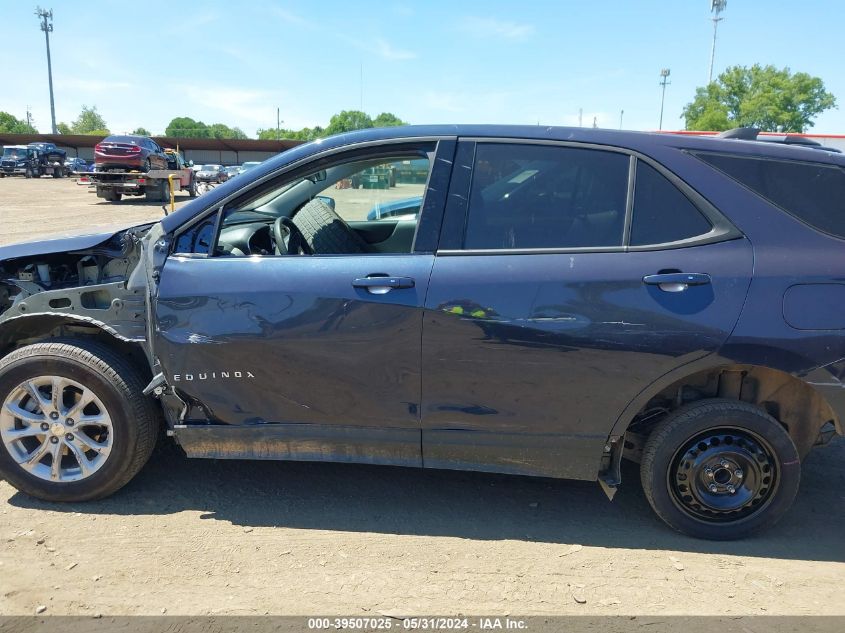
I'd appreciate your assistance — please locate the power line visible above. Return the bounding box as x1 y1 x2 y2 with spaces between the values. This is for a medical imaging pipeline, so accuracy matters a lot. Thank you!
35 6 57 134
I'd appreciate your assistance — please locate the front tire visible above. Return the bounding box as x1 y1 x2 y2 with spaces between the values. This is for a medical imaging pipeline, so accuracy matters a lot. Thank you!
640 399 800 540
0 339 159 502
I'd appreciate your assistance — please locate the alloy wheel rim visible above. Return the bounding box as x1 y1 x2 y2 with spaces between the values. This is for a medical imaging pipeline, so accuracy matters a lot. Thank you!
0 375 113 483
668 427 779 523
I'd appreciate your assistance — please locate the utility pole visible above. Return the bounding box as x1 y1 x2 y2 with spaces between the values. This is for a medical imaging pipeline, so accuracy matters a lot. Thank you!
619 109 624 130
35 6 57 134
708 0 727 84
578 108 583 127
26 106 33 131
659 68 671 131
276 107 280 140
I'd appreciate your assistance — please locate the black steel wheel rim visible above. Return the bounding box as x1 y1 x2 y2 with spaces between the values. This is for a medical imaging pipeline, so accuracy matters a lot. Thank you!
668 427 779 523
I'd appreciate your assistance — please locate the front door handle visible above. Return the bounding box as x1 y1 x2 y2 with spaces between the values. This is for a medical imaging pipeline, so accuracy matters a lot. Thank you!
352 275 415 295
643 272 711 293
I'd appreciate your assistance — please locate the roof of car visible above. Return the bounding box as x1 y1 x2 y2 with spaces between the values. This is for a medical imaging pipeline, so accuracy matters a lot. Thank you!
160 124 845 233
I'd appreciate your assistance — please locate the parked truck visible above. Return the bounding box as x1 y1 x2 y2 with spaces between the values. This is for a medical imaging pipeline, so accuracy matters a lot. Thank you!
0 142 68 178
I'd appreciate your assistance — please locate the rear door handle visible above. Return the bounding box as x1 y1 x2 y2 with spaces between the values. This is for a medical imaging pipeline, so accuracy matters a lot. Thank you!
643 272 711 293
352 275 415 295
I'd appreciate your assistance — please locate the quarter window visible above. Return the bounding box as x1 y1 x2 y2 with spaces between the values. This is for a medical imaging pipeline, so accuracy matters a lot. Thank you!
464 144 629 249
630 162 712 246
695 152 845 240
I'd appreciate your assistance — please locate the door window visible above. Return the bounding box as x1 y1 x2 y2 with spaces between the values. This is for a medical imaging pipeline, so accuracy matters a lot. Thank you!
174 150 433 257
630 162 712 246
463 143 629 249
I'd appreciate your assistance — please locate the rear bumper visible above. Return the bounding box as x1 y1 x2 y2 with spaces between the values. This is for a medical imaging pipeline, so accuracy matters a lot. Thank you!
95 156 144 170
812 382 845 437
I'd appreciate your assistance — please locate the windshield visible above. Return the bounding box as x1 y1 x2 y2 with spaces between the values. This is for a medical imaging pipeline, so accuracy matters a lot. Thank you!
203 165 221 171
2 148 27 158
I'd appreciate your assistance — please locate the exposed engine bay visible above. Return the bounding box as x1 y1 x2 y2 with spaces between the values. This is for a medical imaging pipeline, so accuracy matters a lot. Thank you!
0 225 154 344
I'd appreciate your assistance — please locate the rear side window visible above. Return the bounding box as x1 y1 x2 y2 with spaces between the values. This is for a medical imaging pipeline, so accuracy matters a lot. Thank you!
465 144 629 249
630 162 712 246
695 152 845 240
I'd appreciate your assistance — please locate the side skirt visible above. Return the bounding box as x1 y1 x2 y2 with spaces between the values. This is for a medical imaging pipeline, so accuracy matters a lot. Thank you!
173 424 423 468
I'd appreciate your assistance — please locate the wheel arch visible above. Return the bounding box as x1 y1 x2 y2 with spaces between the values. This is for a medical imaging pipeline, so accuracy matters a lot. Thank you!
0 313 152 383
613 361 840 460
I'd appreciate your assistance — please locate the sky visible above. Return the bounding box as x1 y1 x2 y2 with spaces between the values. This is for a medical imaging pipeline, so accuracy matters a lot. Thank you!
3 0 845 136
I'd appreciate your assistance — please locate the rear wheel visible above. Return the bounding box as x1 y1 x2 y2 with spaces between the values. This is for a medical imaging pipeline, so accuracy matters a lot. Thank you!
142 158 151 173
0 339 159 502
25 167 33 179
188 177 197 197
640 399 800 540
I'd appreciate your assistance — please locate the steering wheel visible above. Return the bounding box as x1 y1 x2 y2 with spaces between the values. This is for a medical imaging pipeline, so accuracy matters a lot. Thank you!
273 216 311 255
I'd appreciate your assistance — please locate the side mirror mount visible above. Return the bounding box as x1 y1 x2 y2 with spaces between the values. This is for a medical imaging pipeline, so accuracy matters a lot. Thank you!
307 170 327 183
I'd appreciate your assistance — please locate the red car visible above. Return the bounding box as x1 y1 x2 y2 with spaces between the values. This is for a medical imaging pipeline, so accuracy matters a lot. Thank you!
94 135 168 172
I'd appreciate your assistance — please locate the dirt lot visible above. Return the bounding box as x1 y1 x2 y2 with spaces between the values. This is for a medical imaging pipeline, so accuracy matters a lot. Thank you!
0 175 844 617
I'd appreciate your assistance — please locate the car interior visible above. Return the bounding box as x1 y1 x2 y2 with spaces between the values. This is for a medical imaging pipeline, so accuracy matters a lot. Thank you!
175 154 431 258
466 155 628 249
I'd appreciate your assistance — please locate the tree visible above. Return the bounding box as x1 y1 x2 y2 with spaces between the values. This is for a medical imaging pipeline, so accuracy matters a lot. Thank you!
683 64 837 132
165 117 249 138
325 110 373 135
372 112 407 128
165 117 210 138
209 123 248 139
132 127 151 136
255 110 407 141
0 111 37 133
57 122 72 135
71 105 109 135
256 126 325 141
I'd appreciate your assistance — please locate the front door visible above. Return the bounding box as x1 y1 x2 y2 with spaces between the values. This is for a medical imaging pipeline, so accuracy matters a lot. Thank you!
421 140 753 480
153 140 452 466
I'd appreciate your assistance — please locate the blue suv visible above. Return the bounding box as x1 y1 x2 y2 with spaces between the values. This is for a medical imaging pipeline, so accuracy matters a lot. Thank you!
1 125 843 540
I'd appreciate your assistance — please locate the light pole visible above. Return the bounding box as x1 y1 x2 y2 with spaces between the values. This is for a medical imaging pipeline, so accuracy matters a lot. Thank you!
659 68 671 131
35 6 57 134
708 0 727 84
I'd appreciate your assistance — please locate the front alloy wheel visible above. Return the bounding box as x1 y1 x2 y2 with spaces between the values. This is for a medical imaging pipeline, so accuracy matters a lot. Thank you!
0 339 159 501
1 375 113 483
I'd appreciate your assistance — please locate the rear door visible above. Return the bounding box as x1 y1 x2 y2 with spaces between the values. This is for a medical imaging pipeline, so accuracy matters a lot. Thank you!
421 139 753 480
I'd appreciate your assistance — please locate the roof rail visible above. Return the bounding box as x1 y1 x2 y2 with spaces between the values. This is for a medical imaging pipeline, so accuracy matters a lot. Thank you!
716 127 840 152
717 127 759 140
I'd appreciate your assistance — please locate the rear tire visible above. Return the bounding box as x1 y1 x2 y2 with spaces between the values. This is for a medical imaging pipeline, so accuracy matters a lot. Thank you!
0 339 159 502
25 167 33 179
640 398 800 540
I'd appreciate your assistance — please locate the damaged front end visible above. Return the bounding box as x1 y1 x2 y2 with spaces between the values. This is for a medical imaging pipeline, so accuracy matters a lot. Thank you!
0 225 154 347
0 222 191 428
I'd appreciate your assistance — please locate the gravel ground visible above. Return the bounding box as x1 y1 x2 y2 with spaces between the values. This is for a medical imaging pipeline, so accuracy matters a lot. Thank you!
0 174 844 617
